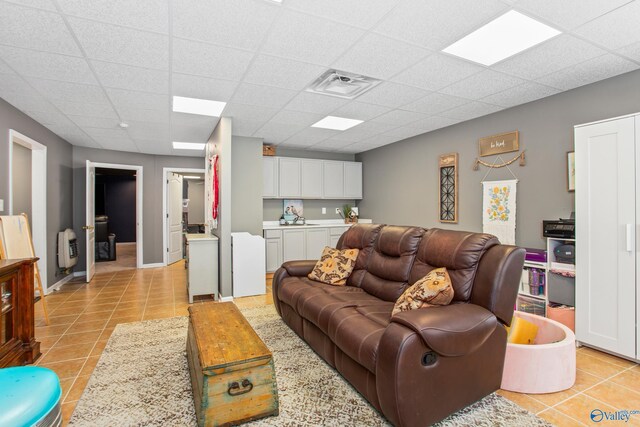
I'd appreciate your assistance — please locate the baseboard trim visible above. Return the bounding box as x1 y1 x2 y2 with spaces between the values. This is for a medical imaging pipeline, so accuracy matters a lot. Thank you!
140 263 164 269
46 273 75 294
219 295 234 302
74 271 86 277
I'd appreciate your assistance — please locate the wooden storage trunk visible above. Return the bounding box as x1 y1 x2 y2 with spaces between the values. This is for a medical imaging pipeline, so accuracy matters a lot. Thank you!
187 303 279 427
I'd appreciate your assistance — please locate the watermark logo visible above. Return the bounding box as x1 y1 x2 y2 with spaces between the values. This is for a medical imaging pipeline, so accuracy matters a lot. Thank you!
590 408 640 423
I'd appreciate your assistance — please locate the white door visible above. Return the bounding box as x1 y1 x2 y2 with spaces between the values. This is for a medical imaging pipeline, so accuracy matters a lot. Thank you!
636 115 640 360
85 160 96 283
344 162 363 199
278 158 301 198
301 159 323 198
283 229 305 262
263 157 278 198
323 161 344 198
305 228 328 260
167 172 184 265
575 116 636 358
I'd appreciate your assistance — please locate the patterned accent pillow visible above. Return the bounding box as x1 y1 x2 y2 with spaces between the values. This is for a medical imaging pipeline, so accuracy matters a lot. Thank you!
308 247 360 286
392 268 454 316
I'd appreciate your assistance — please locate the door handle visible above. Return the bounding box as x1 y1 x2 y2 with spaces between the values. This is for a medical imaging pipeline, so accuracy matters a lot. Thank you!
626 224 633 252
82 225 95 230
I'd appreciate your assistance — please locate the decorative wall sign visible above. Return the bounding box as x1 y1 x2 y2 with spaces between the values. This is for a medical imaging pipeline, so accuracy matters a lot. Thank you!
478 131 519 157
439 153 458 223
567 151 575 192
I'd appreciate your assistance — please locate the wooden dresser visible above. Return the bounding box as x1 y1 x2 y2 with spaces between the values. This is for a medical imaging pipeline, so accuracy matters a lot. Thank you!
0 258 40 367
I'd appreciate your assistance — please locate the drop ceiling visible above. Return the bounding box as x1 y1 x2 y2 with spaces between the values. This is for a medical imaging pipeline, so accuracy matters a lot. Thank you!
0 0 639 156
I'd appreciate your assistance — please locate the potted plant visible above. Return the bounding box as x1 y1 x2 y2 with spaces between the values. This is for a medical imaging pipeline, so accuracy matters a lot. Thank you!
340 204 358 224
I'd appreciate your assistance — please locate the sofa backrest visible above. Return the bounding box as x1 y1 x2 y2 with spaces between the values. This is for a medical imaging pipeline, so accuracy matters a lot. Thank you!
409 228 499 302
337 223 384 287
358 225 425 302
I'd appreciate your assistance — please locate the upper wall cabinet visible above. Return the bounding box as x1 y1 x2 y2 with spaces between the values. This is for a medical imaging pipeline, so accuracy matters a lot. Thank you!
262 156 362 200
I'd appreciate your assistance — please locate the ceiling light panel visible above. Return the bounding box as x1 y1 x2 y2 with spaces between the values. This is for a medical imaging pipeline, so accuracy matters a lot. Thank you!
312 116 363 131
173 141 206 150
172 96 226 117
443 11 561 66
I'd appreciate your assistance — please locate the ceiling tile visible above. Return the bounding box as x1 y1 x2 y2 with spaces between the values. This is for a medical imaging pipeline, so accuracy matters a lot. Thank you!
0 2 81 55
0 59 14 74
23 108 75 125
68 17 169 70
515 0 631 30
332 33 430 80
125 121 169 140
105 88 168 111
171 74 238 101
2 92 53 113
172 0 278 51
407 116 459 132
98 138 139 152
172 38 254 80
223 103 279 123
268 109 325 127
374 0 508 50
481 82 560 107
283 92 348 115
4 0 56 11
493 35 606 80
536 53 639 91
253 121 306 143
285 0 397 29
242 55 325 90
283 127 339 146
382 126 425 140
136 141 172 156
59 133 101 148
261 9 365 65
371 109 427 126
440 70 525 100
116 106 170 124
309 138 357 151
330 101 390 121
27 78 108 104
402 92 469 115
91 60 168 93
232 118 266 137
330 121 399 142
82 127 129 140
0 45 96 84
68 115 121 129
439 101 502 121
0 73 39 97
573 1 640 50
57 0 169 33
230 83 298 109
355 82 429 108
392 53 483 91
618 41 640 62
50 99 118 118
172 122 217 143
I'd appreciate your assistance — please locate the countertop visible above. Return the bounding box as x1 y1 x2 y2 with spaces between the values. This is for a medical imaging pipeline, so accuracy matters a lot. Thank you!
185 233 219 241
263 219 372 230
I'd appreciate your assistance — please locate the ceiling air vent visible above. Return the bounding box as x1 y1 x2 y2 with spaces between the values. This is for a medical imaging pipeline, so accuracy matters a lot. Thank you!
305 70 381 99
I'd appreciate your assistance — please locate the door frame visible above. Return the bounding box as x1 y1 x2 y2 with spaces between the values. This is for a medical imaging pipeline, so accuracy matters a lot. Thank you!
7 129 48 289
162 167 206 266
88 161 144 269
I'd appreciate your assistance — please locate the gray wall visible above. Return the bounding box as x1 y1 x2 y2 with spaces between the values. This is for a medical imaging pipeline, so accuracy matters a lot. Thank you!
187 180 205 224
263 148 356 221
231 136 263 235
357 69 640 249
11 142 32 220
0 98 73 288
72 146 202 268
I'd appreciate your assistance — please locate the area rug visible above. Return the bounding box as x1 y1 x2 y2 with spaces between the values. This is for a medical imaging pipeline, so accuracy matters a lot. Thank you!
69 306 551 427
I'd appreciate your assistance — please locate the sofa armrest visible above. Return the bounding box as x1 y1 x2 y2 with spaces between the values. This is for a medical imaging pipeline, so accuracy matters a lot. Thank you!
391 304 497 357
281 260 317 277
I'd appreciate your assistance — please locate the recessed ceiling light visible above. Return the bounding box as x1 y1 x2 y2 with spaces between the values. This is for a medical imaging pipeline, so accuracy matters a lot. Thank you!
442 10 561 66
118 122 129 128
311 116 364 131
182 175 202 179
172 96 226 117
173 141 206 150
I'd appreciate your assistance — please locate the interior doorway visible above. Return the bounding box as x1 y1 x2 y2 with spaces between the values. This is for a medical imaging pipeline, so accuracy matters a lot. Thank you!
85 162 143 281
8 130 47 289
162 168 206 266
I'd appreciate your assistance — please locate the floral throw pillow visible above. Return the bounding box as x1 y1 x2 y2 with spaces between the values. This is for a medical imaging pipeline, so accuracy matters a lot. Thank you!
308 247 360 286
392 268 454 316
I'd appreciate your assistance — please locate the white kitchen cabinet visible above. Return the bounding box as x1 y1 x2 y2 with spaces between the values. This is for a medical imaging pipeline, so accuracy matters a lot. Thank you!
344 162 363 199
323 161 344 198
329 226 349 247
264 229 282 273
301 159 323 198
186 234 219 303
263 157 278 198
306 228 328 260
575 114 639 361
278 158 301 198
283 229 306 263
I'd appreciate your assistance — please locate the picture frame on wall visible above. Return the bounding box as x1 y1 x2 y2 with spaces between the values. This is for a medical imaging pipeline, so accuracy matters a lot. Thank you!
439 153 458 223
567 151 575 192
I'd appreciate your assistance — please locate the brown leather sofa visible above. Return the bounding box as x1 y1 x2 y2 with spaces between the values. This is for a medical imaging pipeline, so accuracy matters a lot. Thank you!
272 224 525 426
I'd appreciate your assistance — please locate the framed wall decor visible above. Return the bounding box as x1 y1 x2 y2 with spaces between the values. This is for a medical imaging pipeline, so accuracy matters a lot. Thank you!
567 151 575 192
478 131 519 157
439 153 458 223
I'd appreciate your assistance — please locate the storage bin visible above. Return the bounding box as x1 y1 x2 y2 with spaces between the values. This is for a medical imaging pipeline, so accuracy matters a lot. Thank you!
548 272 575 306
547 304 575 332
516 295 546 316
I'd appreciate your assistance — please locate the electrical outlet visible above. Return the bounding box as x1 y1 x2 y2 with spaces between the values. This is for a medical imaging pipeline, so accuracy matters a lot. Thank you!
335 208 341 215
322 207 326 214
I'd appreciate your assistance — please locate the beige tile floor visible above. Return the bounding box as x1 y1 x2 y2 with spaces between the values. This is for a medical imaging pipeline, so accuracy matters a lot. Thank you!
33 264 638 426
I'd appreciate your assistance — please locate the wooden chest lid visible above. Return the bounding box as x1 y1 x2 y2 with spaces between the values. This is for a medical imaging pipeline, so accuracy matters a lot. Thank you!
188 303 272 373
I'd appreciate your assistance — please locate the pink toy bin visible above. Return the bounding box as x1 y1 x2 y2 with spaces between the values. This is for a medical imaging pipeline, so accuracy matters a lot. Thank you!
501 311 576 394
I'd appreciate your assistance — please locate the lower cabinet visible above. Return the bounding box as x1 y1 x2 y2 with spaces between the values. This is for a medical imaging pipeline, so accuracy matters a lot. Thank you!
329 226 349 247
306 228 329 260
282 229 306 263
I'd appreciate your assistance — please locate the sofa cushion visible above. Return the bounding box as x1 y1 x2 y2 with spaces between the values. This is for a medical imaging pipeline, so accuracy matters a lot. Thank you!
409 228 499 302
308 247 359 286
360 226 425 302
392 267 454 316
337 224 384 287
